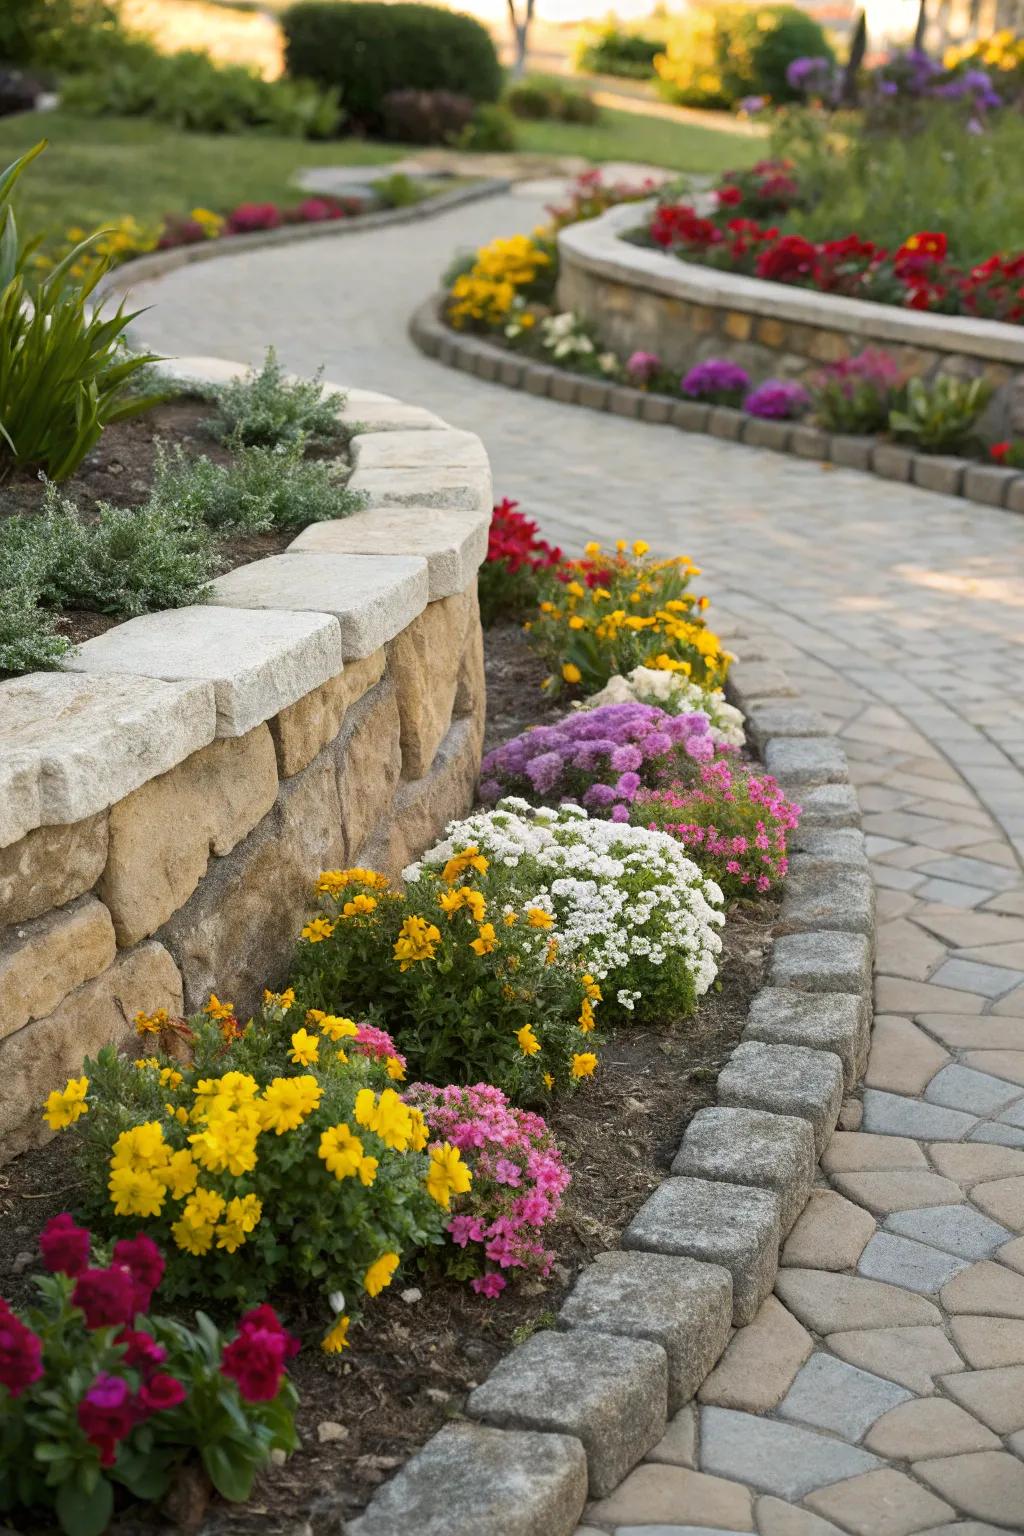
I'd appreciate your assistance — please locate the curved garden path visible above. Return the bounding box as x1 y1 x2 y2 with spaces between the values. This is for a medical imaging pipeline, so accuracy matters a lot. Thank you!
128 186 1024 1535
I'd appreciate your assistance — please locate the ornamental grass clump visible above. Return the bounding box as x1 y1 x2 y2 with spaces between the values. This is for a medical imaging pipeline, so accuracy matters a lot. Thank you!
634 759 801 901
408 800 724 1023
405 1083 571 1298
51 991 454 1348
583 665 745 747
479 701 730 816
525 539 728 699
0 1216 296 1536
289 866 600 1099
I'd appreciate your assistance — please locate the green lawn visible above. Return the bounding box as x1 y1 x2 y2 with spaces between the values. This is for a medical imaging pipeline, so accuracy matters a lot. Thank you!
514 105 762 175
0 111 402 241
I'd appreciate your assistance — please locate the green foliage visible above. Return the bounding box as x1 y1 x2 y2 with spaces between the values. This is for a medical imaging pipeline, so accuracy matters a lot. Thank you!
889 374 993 453
282 2 503 132
505 75 601 125
204 348 347 448
461 103 519 153
0 586 71 675
3 485 217 618
61 39 342 139
775 106 1024 267
0 143 162 482
574 22 665 79
0 1240 297 1535
656 4 833 109
372 171 428 209
0 0 118 71
150 438 366 533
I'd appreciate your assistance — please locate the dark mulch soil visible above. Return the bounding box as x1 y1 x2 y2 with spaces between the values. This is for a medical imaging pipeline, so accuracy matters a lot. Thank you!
0 401 301 648
0 623 775 1536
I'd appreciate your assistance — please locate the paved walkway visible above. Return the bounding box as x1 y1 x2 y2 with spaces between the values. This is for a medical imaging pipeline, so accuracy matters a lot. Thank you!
127 188 1024 1535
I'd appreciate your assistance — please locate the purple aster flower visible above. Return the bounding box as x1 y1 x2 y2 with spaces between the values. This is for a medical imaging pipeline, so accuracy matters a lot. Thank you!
610 744 644 772
744 380 809 420
681 358 750 406
525 752 564 795
615 772 642 799
583 782 617 808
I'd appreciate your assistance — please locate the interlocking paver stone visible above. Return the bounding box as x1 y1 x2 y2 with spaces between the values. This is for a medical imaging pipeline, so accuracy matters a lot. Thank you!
970 1175 1024 1231
913 1450 1024 1523
584 1464 754 1530
698 1407 883 1501
861 1090 979 1141
925 1064 1024 1116
781 1189 876 1270
671 1107 815 1233
949 1314 1024 1368
646 1404 697 1468
803 1469 954 1536
775 1270 941 1333
698 1296 812 1413
940 1364 1024 1434
755 1497 847 1536
831 1170 964 1216
777 1352 912 1442
822 1133 928 1173
928 1144 1024 1186
826 1327 965 1395
941 1259 1024 1317
717 1042 844 1156
864 1397 1000 1458
885 1203 1013 1259
864 1017 950 1093
857 1232 972 1294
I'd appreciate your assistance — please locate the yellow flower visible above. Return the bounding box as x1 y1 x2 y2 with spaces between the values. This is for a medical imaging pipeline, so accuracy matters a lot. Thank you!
164 1148 199 1200
543 1072 554 1090
358 1156 379 1186
342 893 378 917
171 1219 215 1256
204 993 235 1022
42 1076 89 1131
159 1066 183 1090
134 1057 160 1071
289 1027 320 1066
385 1056 406 1082
439 885 486 921
584 541 601 557
571 1052 598 1079
545 938 559 966
110 1121 168 1173
260 1076 322 1134
134 1008 168 1036
426 1142 473 1209
562 663 582 685
579 996 596 1033
263 987 295 1011
363 1251 400 1297
301 917 335 944
216 1194 263 1253
322 1315 350 1354
354 1088 421 1151
181 1186 226 1227
583 974 602 1002
526 907 554 929
441 845 489 883
633 540 650 556
318 1122 365 1180
516 1024 541 1057
108 1165 167 1218
394 914 441 971
188 1107 260 1177
318 1014 359 1042
503 911 519 926
469 922 498 956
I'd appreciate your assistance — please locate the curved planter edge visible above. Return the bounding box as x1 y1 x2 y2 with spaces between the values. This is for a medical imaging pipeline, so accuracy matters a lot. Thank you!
346 634 876 1533
409 292 1024 516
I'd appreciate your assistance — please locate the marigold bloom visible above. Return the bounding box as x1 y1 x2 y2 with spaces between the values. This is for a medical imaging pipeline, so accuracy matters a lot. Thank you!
42 1075 89 1130
260 1075 322 1134
108 1166 167 1219
289 1027 320 1066
321 1315 350 1354
363 1251 400 1297
571 1052 598 1079
318 1122 365 1180
516 1024 541 1056
216 1194 263 1253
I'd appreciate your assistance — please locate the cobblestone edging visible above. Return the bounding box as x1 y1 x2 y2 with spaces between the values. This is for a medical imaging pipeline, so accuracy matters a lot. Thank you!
347 644 875 1535
95 178 510 299
409 295 1024 517
0 357 492 1158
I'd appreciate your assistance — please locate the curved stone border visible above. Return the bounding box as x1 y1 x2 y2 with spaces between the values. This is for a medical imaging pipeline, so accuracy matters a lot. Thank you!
410 294 1024 515
96 177 510 298
349 644 875 1535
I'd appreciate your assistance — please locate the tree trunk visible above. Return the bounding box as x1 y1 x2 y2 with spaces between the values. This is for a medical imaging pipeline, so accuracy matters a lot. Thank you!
506 0 536 77
913 0 928 50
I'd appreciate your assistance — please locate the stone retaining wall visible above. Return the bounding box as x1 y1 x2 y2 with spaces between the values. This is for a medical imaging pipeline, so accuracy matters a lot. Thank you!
557 202 1024 441
0 359 491 1162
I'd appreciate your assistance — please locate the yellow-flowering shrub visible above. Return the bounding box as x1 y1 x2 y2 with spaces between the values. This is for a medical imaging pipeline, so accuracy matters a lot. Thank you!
32 216 161 280
289 866 602 1100
446 231 557 330
48 993 455 1346
525 539 730 697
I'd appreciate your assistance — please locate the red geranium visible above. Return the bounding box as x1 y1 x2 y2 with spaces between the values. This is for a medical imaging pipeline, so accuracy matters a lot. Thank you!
991 441 1011 463
226 202 283 235
39 1214 91 1278
756 234 817 283
72 1266 137 1330
487 498 562 575
0 1299 44 1398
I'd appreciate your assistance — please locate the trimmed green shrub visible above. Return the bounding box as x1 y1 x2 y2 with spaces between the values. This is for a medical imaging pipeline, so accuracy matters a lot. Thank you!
0 0 118 71
575 23 664 80
462 103 518 152
282 2 502 132
203 349 347 448
506 74 600 124
0 588 71 675
150 439 366 532
61 39 342 138
655 4 834 109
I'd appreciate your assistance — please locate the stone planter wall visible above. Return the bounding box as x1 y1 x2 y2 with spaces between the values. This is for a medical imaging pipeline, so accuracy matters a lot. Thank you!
557 202 1024 441
0 359 491 1162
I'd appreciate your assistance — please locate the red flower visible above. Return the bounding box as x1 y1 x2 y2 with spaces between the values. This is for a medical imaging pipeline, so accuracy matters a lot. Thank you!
77 1373 135 1467
39 1214 91 1278
137 1372 187 1415
296 197 344 223
72 1266 137 1330
991 441 1011 463
112 1235 164 1315
221 1306 298 1403
716 184 742 207
0 1299 44 1398
226 202 283 235
117 1328 167 1373
756 234 817 284
897 231 948 262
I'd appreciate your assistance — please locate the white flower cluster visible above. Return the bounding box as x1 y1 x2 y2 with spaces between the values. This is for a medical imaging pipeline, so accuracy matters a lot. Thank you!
405 799 725 1012
539 312 618 375
581 666 746 748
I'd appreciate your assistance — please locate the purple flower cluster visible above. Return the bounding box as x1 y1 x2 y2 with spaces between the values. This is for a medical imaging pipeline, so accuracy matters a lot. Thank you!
873 48 1002 111
786 55 837 100
479 701 727 817
744 379 809 420
681 358 750 405
626 350 663 384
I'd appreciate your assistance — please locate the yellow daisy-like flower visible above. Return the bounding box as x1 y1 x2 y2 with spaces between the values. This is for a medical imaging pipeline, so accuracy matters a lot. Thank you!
385 1056 406 1082
318 1014 360 1042
358 1155 379 1186
171 1219 215 1256
441 845 489 884
342 893 377 917
108 1165 167 1219
322 1315 350 1354
426 1143 472 1210
289 1028 320 1067
394 914 441 971
318 1122 364 1181
363 1251 400 1297
204 993 235 1022
301 917 335 944
469 921 498 956
526 907 554 930
633 540 650 556
571 1052 598 1079
164 1148 199 1201
42 1076 89 1131
562 663 582 685
216 1194 263 1253
516 1024 541 1057
260 1076 322 1135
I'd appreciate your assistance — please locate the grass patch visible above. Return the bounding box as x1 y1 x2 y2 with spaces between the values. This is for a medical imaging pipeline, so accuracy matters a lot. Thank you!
0 110 401 239
514 103 762 174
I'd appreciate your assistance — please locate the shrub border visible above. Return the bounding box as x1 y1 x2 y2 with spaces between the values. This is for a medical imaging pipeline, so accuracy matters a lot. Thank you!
409 293 1024 516
95 177 511 298
348 642 875 1533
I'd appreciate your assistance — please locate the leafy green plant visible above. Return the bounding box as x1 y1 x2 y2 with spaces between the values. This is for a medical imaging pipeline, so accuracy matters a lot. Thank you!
0 143 162 482
506 75 600 125
0 586 71 675
574 22 665 80
461 104 519 153
61 39 342 139
373 171 428 208
889 374 993 453
151 438 365 532
0 1216 297 1536
204 348 347 448
0 0 118 71
655 4 833 109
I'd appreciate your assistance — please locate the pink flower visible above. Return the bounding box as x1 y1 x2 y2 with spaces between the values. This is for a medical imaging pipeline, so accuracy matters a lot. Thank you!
39 1214 91 1278
471 1272 507 1298
72 1267 137 1330
0 1299 44 1398
112 1235 164 1315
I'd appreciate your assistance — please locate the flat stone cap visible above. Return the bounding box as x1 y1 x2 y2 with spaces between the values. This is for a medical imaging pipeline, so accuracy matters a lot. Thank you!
289 505 488 601
350 426 489 471
0 672 216 847
63 605 343 738
346 1421 587 1536
207 552 428 659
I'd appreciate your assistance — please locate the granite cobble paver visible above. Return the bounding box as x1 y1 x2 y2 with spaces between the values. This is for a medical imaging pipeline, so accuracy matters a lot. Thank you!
123 185 1024 1536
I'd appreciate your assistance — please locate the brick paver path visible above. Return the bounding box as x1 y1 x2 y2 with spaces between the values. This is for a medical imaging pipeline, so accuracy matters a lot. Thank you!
129 186 1024 1534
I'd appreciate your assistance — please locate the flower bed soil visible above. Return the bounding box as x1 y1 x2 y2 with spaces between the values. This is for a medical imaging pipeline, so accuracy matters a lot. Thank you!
0 399 334 647
0 622 775 1535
